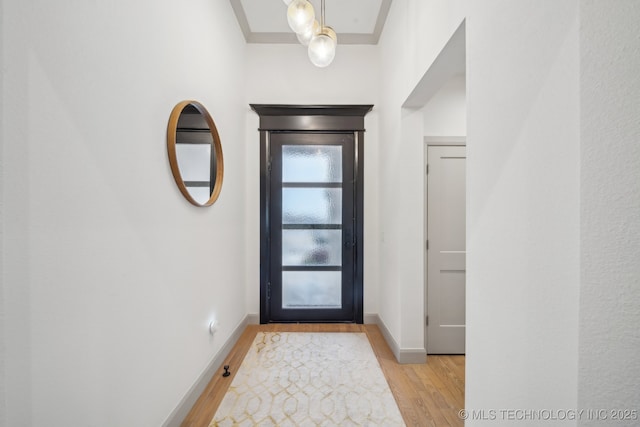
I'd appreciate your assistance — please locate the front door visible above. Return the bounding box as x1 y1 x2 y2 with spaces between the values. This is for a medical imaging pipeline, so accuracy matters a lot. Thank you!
267 132 357 322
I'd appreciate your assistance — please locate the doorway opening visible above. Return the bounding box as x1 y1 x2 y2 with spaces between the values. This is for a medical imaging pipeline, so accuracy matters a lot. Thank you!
401 20 466 355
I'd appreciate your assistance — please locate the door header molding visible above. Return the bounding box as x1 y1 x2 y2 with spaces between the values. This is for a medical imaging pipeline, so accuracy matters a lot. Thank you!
251 104 374 132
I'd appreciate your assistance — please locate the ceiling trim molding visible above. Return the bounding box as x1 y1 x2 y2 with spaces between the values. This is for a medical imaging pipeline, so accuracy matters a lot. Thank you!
230 0 252 42
372 0 392 44
230 0 393 45
246 32 299 44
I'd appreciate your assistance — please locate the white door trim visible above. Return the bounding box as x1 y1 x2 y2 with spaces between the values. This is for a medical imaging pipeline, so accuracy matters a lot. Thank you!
424 136 466 146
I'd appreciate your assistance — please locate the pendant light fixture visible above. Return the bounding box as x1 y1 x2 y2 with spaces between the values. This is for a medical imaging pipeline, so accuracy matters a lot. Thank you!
287 0 315 35
308 0 337 67
285 0 337 67
297 19 320 46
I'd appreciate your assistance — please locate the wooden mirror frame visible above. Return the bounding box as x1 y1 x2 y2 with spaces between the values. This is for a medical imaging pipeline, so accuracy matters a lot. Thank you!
167 100 224 207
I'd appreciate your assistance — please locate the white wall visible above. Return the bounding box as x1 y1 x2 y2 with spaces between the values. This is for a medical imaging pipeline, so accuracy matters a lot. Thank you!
377 0 466 352
243 44 380 317
1 1 247 426
465 2 640 422
465 0 581 422
579 1 640 422
422 74 466 137
0 0 5 424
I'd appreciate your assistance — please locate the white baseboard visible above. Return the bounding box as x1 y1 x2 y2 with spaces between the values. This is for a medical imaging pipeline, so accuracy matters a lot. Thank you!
363 312 379 325
366 313 426 364
162 314 254 427
368 313 400 361
398 349 428 364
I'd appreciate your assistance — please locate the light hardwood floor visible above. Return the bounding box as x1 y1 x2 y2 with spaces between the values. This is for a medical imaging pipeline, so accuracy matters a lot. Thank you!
181 324 464 427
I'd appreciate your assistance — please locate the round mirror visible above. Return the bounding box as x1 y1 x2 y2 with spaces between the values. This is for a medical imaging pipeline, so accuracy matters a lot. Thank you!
167 100 224 206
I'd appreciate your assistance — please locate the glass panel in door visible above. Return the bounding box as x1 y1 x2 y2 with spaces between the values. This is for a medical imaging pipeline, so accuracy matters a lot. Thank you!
269 133 355 322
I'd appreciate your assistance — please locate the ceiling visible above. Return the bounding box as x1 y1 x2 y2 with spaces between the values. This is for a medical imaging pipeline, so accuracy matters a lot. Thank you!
230 0 393 44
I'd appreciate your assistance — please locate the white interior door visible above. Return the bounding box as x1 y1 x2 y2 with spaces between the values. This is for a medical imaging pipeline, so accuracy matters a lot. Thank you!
426 145 466 354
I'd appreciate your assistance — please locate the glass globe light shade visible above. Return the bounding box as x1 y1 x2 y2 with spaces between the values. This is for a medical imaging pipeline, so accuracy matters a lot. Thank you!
323 26 337 44
296 20 320 46
287 0 315 34
308 28 337 67
282 0 293 5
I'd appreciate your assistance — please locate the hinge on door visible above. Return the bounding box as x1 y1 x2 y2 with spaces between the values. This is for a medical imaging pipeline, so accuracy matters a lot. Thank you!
426 240 429 250
426 315 429 326
426 164 429 175
267 282 271 300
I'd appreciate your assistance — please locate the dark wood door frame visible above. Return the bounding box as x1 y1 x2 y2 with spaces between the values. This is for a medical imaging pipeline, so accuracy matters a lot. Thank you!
251 104 373 324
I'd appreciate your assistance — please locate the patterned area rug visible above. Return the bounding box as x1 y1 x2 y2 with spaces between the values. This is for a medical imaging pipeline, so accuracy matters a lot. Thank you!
210 332 405 426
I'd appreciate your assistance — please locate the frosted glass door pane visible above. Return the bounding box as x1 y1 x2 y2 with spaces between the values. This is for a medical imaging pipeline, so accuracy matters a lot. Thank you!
175 144 211 181
282 188 342 224
282 271 342 309
282 230 342 266
282 145 342 183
